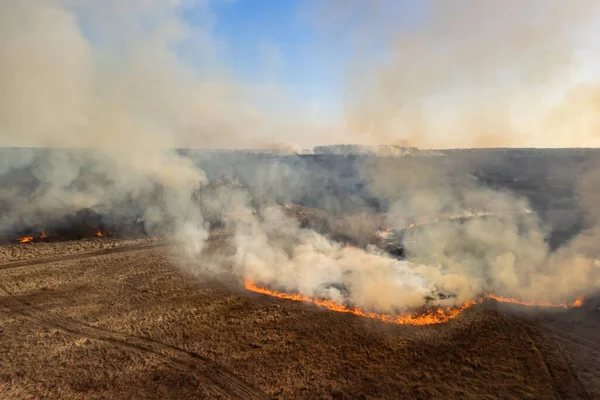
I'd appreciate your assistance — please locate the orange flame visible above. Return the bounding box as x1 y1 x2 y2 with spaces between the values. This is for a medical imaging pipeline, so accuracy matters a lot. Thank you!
485 293 584 309
375 220 431 237
244 282 584 326
40 232 48 239
245 281 480 326
96 231 104 237
18 236 33 243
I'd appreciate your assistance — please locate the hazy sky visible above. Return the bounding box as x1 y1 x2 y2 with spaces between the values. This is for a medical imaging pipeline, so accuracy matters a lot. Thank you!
204 0 600 148
188 0 426 123
2 0 600 149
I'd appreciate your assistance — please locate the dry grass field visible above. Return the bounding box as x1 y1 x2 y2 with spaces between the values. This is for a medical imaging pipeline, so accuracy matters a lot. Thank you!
0 237 599 399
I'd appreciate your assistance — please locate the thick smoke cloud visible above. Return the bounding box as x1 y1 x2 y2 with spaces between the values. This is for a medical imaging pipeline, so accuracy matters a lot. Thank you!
226 156 599 310
0 0 227 252
230 200 432 312
309 0 600 148
0 1 598 313
0 0 327 149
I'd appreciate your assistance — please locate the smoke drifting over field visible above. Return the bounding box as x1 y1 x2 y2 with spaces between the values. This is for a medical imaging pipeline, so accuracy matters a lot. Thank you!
0 1 599 315
228 157 599 311
0 0 226 253
311 0 600 148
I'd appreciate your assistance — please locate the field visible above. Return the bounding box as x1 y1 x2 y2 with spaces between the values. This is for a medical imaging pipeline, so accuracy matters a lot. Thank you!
1 148 600 399
1 236 599 399
4 0 600 397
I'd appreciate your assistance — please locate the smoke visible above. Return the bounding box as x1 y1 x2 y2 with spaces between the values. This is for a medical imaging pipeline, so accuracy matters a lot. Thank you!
0 1 599 315
230 201 431 312
232 0 600 309
228 155 599 310
0 0 324 252
0 0 231 253
308 0 600 148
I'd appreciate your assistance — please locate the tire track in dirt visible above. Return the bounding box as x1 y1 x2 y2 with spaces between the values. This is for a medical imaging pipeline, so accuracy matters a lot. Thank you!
0 287 267 399
0 233 234 271
0 234 267 399
527 321 599 400
524 329 562 400
546 325 600 400
523 326 592 400
0 241 178 271
540 323 600 354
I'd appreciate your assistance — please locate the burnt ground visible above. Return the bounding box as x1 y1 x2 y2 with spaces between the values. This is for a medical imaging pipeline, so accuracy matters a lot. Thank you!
0 238 598 399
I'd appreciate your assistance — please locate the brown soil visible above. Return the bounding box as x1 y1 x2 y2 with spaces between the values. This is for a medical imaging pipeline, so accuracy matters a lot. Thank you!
0 239 598 399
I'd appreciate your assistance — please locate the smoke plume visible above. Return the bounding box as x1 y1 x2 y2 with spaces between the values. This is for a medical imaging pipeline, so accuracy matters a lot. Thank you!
227 0 600 310
0 1 599 314
309 0 600 148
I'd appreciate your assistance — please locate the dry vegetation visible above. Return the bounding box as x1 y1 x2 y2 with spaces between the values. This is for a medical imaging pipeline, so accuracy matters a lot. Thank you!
0 238 599 399
0 237 162 265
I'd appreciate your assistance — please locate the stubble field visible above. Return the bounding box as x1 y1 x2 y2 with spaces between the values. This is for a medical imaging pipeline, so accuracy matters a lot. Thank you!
1 236 598 400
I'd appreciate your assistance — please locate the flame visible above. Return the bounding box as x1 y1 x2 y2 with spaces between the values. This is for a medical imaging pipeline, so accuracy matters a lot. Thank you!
375 212 512 238
485 293 584 309
96 231 104 237
245 281 480 326
40 232 48 239
245 282 584 326
18 236 33 243
572 297 584 307
375 227 398 238
375 220 432 238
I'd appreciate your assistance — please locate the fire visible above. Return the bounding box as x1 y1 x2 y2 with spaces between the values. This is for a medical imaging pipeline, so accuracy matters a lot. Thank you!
96 231 104 237
375 220 433 237
375 227 394 238
18 236 34 243
375 212 509 238
40 232 48 239
572 297 584 307
245 281 480 326
244 282 584 326
484 293 584 309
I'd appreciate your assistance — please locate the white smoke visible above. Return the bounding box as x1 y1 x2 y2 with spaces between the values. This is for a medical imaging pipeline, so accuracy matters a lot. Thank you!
231 204 432 312
1 0 599 315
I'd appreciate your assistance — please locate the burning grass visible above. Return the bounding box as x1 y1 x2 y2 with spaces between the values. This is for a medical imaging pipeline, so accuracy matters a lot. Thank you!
485 293 584 309
0 239 598 399
245 281 584 326
12 229 104 244
245 281 480 325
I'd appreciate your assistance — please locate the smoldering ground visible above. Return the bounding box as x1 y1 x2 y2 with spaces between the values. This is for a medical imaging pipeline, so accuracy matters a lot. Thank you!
1 1 599 315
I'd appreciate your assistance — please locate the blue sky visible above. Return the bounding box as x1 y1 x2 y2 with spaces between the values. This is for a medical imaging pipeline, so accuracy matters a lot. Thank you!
66 0 600 147
197 0 345 117
5 1 600 149
209 0 320 84
177 0 426 121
